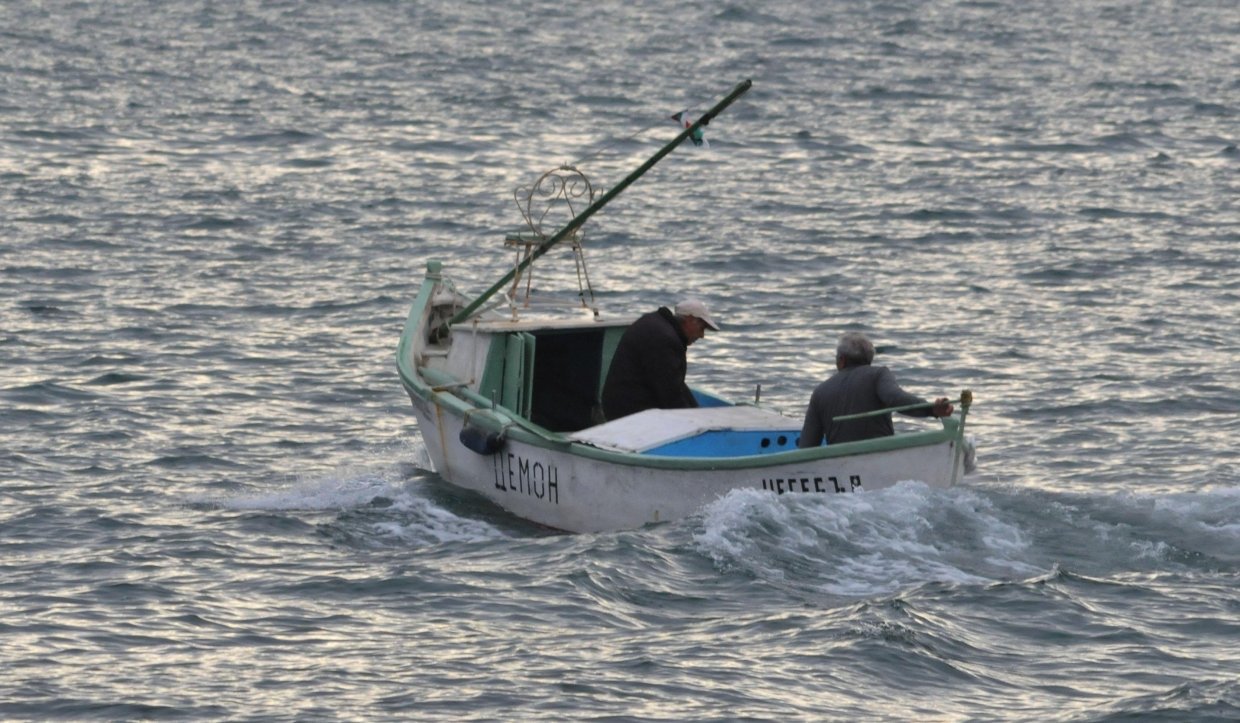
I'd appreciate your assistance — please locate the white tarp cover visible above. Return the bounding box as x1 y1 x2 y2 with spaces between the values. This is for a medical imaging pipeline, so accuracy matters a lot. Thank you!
568 405 795 453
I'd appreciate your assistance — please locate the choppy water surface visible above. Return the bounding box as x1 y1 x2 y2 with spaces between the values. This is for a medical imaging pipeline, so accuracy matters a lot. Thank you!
2 1 1237 720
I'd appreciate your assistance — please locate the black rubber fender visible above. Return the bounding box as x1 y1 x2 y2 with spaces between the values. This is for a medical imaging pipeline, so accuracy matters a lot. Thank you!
459 424 505 455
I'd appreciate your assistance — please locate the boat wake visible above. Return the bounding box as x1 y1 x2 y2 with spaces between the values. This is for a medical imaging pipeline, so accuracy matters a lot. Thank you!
190 439 507 547
693 482 1038 598
691 481 1240 598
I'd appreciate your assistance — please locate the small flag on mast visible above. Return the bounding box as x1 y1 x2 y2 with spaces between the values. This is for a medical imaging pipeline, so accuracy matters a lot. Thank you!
670 110 709 148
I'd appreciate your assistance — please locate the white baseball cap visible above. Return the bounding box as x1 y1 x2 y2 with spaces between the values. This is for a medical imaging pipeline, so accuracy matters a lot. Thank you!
674 298 720 331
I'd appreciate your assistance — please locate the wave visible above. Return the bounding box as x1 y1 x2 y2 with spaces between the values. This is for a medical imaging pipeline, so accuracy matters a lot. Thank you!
692 482 1240 599
1 380 99 403
223 129 320 146
194 440 506 547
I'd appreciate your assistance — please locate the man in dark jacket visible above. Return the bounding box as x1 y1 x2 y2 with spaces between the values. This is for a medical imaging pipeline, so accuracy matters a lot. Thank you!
799 331 953 446
601 299 719 421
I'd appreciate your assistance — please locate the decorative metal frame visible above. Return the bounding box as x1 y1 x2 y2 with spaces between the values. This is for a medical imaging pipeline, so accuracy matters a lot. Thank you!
505 165 598 314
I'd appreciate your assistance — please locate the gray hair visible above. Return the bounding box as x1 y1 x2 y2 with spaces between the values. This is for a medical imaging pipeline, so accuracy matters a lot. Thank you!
836 331 875 366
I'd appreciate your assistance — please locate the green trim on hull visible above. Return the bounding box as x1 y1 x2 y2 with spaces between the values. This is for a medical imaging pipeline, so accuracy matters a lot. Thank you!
401 341 966 472
397 262 969 473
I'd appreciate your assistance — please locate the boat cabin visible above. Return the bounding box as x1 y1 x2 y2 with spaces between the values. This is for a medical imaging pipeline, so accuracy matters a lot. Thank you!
423 315 804 458
436 317 628 433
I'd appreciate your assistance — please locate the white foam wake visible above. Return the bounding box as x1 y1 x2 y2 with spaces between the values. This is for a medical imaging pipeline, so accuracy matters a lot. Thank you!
693 481 1043 597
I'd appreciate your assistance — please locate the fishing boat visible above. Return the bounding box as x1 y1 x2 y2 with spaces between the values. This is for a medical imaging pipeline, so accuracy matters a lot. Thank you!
396 80 975 533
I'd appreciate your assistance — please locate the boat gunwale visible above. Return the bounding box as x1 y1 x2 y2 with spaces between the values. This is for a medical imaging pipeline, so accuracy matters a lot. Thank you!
398 274 966 472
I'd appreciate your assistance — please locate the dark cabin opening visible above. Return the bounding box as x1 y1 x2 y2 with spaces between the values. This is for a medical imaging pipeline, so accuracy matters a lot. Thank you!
529 329 605 432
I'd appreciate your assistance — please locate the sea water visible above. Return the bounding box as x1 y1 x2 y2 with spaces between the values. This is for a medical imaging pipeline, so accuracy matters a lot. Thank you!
2 1 1237 720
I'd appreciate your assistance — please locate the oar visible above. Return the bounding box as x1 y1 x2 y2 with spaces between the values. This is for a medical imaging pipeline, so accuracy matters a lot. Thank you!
438 79 753 336
831 389 973 421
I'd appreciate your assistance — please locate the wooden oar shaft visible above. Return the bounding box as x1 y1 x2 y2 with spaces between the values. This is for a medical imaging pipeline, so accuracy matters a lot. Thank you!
831 390 972 422
832 401 936 422
443 79 753 330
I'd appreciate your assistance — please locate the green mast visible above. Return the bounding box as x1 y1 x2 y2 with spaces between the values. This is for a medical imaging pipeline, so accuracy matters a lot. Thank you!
443 79 753 330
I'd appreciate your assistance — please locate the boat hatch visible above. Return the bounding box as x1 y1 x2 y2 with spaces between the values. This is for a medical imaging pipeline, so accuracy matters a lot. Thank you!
569 405 801 457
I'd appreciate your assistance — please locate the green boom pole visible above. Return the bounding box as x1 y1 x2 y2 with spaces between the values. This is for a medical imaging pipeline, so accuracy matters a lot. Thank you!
442 79 753 331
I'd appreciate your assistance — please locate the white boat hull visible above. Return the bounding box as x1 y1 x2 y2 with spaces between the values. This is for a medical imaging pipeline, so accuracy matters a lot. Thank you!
408 393 966 533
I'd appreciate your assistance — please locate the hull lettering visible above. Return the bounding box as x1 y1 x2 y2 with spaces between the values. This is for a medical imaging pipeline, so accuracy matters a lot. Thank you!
493 451 560 504
761 474 863 495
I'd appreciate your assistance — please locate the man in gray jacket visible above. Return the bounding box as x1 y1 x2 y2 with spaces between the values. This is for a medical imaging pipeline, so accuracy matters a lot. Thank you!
799 331 953 447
